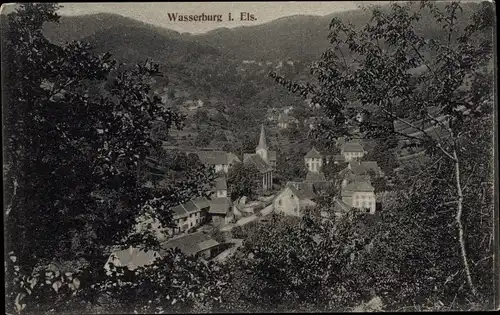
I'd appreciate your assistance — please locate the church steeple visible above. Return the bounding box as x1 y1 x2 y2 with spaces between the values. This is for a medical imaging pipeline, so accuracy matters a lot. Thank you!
256 124 268 151
256 124 269 163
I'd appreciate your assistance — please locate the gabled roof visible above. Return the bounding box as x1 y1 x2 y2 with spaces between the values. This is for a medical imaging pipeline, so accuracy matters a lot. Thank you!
197 239 220 252
285 181 316 200
192 196 211 209
183 200 200 214
197 151 228 165
334 154 346 162
227 152 242 164
161 232 212 256
172 204 188 219
349 161 382 176
209 197 232 215
342 142 364 153
244 154 272 173
343 181 375 194
305 147 322 159
215 177 227 191
334 199 353 213
305 171 327 182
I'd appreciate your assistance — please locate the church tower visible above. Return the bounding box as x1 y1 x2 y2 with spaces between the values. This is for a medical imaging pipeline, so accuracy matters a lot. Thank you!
256 124 269 163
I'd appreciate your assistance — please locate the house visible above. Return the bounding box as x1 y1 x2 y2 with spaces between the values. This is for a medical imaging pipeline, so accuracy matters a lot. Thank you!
304 147 323 173
277 113 298 129
214 177 228 198
161 232 223 260
197 150 229 173
104 246 161 273
333 154 346 164
274 182 317 217
169 197 210 235
341 180 376 214
243 124 275 191
208 197 235 226
341 141 365 162
345 160 383 177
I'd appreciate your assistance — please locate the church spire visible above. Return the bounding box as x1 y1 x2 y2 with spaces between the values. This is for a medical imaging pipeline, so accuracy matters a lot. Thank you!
256 124 268 151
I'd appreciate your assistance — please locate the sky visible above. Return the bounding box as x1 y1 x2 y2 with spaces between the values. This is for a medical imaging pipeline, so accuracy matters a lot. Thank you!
1 1 382 34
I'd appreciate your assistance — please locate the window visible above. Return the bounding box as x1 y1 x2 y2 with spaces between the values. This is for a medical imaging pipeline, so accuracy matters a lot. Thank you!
278 199 282 206
363 201 367 208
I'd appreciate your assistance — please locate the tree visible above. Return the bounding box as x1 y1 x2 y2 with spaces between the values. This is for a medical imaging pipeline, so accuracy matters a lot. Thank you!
227 163 259 200
271 0 493 304
363 136 399 176
3 4 219 313
194 126 215 147
276 147 308 183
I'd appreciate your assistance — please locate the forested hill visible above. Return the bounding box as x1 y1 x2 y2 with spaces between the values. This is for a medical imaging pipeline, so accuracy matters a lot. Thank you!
37 2 486 148
193 1 482 62
42 2 483 64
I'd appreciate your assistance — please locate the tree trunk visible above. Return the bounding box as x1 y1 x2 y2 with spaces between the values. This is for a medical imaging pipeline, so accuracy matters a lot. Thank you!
5 178 18 216
453 149 476 295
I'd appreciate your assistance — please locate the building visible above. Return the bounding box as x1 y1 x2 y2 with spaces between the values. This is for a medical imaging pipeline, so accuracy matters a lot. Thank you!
169 197 210 235
243 124 275 191
214 177 228 198
104 247 161 273
196 150 241 174
277 112 298 129
273 182 317 217
341 179 376 214
208 197 235 226
161 232 224 260
304 147 323 173
341 141 365 162
344 160 383 177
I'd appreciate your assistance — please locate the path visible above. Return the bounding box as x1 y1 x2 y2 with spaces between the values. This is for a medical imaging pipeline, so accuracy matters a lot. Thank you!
212 239 244 263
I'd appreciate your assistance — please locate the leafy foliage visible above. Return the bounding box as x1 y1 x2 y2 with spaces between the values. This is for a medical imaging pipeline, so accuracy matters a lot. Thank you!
227 162 260 200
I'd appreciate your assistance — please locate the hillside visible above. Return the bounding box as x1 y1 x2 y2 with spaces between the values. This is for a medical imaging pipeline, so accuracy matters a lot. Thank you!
42 13 183 45
193 2 481 62
37 2 486 152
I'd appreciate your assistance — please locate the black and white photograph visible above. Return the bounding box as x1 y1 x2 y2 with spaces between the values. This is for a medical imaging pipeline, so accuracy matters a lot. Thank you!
2 1 497 313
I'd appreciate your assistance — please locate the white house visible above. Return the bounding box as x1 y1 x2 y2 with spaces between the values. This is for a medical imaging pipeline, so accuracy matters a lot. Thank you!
169 197 210 235
341 180 376 214
304 147 323 173
274 182 317 217
341 142 365 162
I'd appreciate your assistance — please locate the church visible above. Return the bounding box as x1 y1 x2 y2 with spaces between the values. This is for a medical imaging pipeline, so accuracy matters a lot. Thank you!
243 124 276 192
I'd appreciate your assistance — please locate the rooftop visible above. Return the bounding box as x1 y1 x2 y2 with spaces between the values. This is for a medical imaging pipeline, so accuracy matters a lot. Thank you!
305 147 322 159
286 181 316 200
209 197 232 215
161 232 212 256
342 181 375 196
244 153 272 173
215 177 227 191
192 196 211 209
197 150 228 165
305 171 327 182
342 142 364 153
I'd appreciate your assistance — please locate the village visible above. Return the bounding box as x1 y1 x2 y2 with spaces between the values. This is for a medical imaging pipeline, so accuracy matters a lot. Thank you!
105 104 402 271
